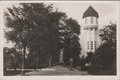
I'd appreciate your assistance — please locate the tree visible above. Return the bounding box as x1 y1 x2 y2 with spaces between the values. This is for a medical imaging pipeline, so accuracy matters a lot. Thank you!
89 23 116 74
4 4 30 75
4 47 22 70
60 18 81 66
4 47 13 69
4 3 55 75
4 3 68 71
4 3 82 74
86 52 93 64
27 6 67 68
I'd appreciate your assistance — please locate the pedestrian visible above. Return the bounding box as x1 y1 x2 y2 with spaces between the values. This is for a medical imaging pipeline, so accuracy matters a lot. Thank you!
69 58 73 70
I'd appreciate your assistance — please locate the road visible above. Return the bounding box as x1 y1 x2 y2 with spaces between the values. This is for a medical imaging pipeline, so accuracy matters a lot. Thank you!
24 65 90 76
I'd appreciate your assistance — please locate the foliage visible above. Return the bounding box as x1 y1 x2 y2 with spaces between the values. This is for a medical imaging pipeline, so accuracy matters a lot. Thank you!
24 4 67 68
86 52 93 64
92 42 115 69
4 3 81 71
88 23 116 74
4 47 22 69
61 18 81 66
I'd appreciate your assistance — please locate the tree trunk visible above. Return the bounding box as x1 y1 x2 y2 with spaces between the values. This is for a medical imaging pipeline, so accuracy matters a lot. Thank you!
36 51 39 69
49 56 52 67
36 47 42 69
21 46 26 75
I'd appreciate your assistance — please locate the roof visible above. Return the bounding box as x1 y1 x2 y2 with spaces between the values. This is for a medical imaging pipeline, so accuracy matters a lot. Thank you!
83 6 99 18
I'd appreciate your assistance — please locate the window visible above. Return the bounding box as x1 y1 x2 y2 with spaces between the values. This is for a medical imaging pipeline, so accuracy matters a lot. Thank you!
88 41 89 49
90 28 93 31
91 41 93 49
91 17 93 23
85 17 87 24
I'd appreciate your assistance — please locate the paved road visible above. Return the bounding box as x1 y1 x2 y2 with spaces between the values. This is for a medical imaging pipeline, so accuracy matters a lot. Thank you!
25 66 90 76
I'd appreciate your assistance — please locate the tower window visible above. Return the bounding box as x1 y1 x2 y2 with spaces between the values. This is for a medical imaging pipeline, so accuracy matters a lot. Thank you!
88 41 89 49
91 41 93 49
90 28 93 31
91 17 93 23
85 17 87 24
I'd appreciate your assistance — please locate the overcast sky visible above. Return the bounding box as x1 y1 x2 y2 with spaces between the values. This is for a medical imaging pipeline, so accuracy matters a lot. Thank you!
1 1 119 48
52 1 118 28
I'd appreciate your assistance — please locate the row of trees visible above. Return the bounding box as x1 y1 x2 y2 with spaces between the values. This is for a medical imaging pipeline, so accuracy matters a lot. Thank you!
4 3 81 75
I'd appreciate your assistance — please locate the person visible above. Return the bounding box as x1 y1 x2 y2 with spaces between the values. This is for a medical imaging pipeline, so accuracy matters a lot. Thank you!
69 58 73 70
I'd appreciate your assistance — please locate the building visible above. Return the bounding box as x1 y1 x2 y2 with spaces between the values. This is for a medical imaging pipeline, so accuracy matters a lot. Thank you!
82 6 99 56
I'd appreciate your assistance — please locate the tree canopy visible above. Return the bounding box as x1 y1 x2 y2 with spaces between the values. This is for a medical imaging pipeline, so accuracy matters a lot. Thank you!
4 3 81 72
88 23 116 74
60 18 81 66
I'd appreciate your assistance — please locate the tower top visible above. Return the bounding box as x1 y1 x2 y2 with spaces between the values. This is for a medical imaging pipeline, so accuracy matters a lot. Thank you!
83 6 99 18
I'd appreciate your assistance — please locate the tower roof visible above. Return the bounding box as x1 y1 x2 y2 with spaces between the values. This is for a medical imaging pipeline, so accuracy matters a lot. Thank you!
83 6 99 18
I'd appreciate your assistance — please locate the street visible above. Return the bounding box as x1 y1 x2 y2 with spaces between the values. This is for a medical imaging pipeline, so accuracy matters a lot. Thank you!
25 65 90 76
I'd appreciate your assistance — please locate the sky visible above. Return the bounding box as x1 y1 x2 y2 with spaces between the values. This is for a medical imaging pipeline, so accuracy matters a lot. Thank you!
1 1 119 53
52 1 118 28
